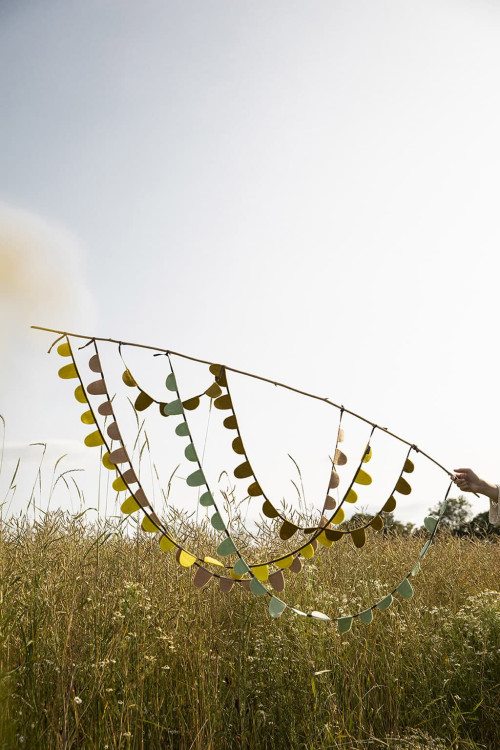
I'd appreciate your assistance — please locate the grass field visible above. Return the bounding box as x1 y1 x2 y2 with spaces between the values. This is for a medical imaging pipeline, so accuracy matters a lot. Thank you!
0 509 499 750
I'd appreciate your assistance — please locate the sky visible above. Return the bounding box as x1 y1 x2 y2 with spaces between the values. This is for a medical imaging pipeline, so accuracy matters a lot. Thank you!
1 0 499 527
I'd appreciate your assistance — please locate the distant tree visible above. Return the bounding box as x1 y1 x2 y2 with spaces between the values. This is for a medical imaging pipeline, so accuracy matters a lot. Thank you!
347 513 371 528
381 512 415 535
457 510 500 537
343 512 415 535
427 494 472 532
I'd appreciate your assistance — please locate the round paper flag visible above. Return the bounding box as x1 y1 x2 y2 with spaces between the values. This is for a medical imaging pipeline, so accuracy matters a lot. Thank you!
58 363 78 379
166 373 177 392
122 369 137 387
205 382 222 399
57 342 71 357
45 327 454 627
269 597 286 618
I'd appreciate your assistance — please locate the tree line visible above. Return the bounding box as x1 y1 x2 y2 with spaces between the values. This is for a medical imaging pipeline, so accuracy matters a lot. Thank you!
348 495 499 536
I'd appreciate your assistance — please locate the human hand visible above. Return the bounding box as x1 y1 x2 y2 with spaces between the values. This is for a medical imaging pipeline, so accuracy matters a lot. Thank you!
453 468 483 494
453 468 498 499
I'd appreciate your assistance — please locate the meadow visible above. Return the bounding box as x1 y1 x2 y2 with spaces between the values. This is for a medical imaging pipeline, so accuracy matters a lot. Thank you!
0 509 498 750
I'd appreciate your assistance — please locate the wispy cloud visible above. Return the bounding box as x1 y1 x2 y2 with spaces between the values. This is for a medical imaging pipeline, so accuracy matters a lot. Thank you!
0 203 97 351
0 204 99 445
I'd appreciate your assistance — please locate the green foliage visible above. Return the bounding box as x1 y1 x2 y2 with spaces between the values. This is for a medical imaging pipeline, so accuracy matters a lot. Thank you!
381 511 415 535
458 511 500 538
428 494 472 531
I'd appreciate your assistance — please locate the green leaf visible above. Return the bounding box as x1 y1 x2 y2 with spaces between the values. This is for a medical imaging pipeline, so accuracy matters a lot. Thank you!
376 594 393 611
199 491 214 507
410 562 420 577
424 516 438 533
184 443 198 462
216 537 237 556
269 597 286 618
396 578 414 599
175 422 190 437
337 616 353 633
359 608 373 625
186 469 205 487
210 512 226 531
419 540 431 557
165 373 177 392
249 577 267 596
164 399 183 416
233 558 250 576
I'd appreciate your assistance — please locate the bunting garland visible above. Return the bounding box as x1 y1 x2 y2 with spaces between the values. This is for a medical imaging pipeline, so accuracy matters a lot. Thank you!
42 325 456 629
59 340 292 603
119 350 399 567
213 371 351 537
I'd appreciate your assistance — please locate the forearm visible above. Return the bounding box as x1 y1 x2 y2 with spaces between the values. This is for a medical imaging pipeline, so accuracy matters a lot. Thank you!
453 467 499 502
476 479 499 501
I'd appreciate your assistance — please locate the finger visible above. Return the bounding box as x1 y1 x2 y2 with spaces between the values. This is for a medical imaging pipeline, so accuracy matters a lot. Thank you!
454 468 471 473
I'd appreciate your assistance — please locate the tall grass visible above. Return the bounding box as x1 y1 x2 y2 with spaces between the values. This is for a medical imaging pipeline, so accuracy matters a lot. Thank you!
0 509 498 750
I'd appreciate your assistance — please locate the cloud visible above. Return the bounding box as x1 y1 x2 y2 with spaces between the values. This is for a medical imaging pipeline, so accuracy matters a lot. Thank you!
0 203 97 350
0 204 99 446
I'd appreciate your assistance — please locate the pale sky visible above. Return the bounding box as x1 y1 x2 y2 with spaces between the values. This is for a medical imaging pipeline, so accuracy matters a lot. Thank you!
1 0 499 526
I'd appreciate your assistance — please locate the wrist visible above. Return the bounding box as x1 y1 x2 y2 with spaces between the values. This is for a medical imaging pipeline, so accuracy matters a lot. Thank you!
478 479 498 500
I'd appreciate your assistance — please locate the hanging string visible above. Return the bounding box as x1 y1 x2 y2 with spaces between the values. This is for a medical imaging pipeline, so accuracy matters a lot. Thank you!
32 324 454 479
50 332 458 624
